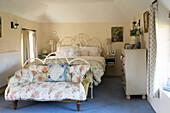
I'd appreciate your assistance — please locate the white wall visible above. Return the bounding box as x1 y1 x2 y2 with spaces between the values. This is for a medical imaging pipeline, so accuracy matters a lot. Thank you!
0 11 41 54
129 8 149 50
147 2 170 113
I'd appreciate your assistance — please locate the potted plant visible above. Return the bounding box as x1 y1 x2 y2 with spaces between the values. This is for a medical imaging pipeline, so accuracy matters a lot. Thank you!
130 27 142 49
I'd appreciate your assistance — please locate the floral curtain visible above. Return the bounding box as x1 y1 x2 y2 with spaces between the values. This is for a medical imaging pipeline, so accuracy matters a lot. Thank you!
147 2 159 98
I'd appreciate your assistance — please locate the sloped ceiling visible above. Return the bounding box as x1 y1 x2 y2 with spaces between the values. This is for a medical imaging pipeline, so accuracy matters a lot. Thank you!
159 0 170 10
0 0 154 23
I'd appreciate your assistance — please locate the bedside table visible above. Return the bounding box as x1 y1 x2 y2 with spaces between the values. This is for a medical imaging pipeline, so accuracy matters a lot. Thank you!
104 55 115 66
38 54 47 59
104 55 115 76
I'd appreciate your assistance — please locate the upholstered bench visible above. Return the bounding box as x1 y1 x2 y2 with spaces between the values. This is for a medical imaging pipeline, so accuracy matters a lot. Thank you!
5 63 91 111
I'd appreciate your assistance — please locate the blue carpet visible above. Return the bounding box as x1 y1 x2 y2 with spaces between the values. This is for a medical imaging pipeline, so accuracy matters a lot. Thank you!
0 76 155 113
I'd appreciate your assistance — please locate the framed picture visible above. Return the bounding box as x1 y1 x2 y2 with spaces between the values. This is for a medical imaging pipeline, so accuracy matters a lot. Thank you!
111 27 123 42
0 16 1 38
111 50 116 55
143 11 149 33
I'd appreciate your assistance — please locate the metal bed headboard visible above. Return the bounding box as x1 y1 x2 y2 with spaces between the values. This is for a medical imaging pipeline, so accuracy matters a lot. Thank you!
56 33 102 50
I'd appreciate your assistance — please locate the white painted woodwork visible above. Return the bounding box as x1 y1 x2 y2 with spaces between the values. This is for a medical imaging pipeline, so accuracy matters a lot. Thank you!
122 49 147 96
0 52 21 88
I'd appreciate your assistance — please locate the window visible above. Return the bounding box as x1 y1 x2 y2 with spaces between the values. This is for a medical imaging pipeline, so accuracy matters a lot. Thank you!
29 31 35 62
21 30 37 67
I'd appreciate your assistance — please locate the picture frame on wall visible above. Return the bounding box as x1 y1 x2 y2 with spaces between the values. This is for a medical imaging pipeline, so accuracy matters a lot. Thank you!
111 27 123 42
143 11 149 33
0 16 1 38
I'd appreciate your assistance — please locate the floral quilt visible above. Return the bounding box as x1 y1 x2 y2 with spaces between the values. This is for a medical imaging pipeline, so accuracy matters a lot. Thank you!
5 68 86 101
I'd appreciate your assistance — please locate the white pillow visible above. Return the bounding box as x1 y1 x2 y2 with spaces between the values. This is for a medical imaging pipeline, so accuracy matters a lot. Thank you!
80 50 89 56
57 46 72 53
69 48 80 57
57 46 80 57
80 47 101 56
63 50 70 57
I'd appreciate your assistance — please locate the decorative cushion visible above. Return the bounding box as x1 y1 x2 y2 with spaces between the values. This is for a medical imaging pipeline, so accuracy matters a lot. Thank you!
65 66 71 82
69 48 80 57
24 64 48 73
80 50 89 56
46 64 68 82
66 65 90 83
63 50 70 57
80 47 101 56
57 45 80 57
10 69 34 85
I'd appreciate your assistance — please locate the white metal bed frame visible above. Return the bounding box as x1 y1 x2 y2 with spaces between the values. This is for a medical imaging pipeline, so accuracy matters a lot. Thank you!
56 33 102 50
24 33 104 99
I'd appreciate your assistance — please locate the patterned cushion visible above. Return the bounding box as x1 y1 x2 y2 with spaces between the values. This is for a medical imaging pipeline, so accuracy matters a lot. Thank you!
66 65 90 83
24 64 48 73
65 66 72 82
9 69 34 85
46 64 68 82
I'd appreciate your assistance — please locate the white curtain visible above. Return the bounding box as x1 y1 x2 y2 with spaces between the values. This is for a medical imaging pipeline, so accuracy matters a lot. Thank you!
22 30 30 64
33 32 38 58
22 30 37 65
147 2 159 98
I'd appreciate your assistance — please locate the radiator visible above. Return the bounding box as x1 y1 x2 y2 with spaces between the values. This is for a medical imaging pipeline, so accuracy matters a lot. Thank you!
0 52 21 88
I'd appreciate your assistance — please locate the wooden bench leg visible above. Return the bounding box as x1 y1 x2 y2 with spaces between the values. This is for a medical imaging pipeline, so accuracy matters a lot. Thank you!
13 100 18 110
77 101 81 111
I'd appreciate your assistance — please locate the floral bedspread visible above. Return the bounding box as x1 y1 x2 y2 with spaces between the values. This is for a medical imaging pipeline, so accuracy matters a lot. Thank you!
5 69 86 101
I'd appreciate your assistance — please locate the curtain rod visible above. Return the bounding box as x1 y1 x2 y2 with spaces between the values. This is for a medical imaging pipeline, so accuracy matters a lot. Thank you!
22 28 36 32
152 0 157 4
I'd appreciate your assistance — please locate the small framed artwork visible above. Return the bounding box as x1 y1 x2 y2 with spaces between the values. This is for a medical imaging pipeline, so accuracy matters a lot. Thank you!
0 16 1 38
143 11 149 33
111 27 123 42
111 50 116 55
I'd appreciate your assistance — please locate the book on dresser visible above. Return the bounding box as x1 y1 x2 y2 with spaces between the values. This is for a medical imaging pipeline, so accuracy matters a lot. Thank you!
120 49 147 100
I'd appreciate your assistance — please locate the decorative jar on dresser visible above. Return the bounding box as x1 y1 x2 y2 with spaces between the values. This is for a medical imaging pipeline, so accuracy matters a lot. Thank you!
120 49 147 100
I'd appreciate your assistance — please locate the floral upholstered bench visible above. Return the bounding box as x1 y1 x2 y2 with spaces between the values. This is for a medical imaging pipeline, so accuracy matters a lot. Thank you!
5 58 91 111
